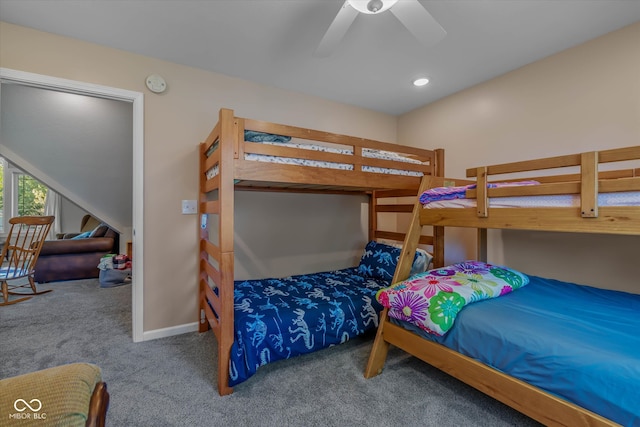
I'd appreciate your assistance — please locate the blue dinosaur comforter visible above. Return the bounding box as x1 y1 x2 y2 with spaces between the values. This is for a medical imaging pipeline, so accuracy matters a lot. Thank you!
230 268 386 386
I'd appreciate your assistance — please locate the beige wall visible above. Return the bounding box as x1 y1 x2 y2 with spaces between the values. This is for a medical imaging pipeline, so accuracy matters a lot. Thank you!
0 22 396 332
399 22 640 293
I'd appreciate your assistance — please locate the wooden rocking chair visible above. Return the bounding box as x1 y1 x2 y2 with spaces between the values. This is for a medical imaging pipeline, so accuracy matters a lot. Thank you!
0 215 55 306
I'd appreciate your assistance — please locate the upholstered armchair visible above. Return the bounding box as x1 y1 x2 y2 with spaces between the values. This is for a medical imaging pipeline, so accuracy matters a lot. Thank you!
35 222 119 283
0 363 109 426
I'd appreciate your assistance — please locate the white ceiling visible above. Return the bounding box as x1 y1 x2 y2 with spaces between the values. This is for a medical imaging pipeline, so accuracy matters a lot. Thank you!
1 0 639 115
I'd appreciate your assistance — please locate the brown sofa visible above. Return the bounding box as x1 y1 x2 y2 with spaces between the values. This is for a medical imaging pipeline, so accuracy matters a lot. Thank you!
35 223 119 283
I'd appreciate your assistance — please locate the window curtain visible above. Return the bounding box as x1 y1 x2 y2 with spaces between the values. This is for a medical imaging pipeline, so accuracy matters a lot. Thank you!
44 190 61 239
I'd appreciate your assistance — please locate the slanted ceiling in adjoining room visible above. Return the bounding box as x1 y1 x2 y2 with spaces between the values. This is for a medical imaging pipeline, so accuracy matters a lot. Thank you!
0 83 133 233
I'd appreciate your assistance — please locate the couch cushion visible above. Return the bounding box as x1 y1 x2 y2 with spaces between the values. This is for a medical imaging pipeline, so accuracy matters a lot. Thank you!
80 215 101 233
89 224 109 238
0 363 102 426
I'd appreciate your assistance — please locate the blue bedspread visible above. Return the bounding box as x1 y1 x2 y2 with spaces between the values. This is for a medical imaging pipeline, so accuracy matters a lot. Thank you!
394 275 640 426
230 268 386 386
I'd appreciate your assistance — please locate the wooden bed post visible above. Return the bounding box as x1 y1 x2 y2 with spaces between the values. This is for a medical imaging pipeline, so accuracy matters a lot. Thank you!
369 191 377 242
477 228 487 263
216 108 236 396
433 149 445 268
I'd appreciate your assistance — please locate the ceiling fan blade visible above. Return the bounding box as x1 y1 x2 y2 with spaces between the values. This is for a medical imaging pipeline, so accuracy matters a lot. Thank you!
390 0 446 48
314 1 359 57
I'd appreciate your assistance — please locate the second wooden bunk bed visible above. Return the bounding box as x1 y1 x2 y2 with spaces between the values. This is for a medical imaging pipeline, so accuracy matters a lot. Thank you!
365 145 640 426
198 108 444 395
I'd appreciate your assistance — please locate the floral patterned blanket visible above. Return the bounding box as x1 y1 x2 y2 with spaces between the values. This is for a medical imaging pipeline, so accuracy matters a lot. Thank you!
376 261 529 336
419 181 539 205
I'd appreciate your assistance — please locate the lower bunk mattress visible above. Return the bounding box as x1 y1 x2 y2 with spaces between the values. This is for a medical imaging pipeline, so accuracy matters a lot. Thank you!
391 275 640 426
231 267 386 386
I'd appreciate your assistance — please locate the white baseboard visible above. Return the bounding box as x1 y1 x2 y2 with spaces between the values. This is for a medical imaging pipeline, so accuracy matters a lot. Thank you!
141 322 199 341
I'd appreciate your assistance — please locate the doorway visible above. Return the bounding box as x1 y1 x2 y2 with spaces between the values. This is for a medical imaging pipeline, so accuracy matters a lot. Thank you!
0 67 144 342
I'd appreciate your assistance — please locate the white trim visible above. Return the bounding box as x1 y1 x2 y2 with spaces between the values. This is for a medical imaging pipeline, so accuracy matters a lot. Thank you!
142 322 200 341
0 68 145 343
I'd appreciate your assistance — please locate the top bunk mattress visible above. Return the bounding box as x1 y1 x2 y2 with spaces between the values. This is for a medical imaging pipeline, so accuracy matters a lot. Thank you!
391 274 640 426
423 191 640 208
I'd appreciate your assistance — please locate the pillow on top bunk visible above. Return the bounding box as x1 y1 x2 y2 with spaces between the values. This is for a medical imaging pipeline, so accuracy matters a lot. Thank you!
357 241 432 282
244 130 291 143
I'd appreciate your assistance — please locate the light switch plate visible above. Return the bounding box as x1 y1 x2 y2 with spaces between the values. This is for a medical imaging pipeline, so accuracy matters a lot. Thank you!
182 200 197 214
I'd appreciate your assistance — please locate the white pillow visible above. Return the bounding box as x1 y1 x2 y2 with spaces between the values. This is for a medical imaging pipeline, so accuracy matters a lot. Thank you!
386 242 433 276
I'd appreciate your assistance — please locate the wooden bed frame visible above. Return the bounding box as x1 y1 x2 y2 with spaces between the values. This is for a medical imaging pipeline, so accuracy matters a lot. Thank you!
365 145 640 426
198 108 444 395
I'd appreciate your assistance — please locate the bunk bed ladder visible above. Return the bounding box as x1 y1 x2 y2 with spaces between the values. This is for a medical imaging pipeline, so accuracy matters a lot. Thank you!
365 147 445 379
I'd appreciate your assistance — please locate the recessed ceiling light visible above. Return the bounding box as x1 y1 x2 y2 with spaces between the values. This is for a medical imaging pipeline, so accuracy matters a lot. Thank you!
413 77 430 87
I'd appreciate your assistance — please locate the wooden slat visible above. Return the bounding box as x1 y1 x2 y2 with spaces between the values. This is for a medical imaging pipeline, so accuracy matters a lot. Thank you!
598 145 640 163
476 167 488 217
200 237 220 262
434 148 444 177
581 151 598 218
432 226 444 268
466 153 581 177
466 182 581 198
465 176 640 199
204 174 220 193
234 161 423 191
518 168 638 184
374 231 433 246
420 206 640 235
203 281 221 318
375 188 422 198
200 257 221 286
200 200 219 215
375 204 414 213
235 184 368 196
243 141 433 174
600 176 640 192
204 145 220 172
244 141 357 164
235 118 243 159
201 295 219 335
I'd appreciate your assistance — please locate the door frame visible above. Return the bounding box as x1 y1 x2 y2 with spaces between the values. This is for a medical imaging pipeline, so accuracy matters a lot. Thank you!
0 67 145 342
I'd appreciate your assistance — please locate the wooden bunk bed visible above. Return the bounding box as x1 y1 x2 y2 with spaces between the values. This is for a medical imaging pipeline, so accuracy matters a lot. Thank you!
198 108 444 395
365 145 640 426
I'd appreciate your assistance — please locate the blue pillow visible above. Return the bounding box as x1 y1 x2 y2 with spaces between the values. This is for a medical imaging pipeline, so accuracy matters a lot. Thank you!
358 241 402 281
71 231 92 239
357 241 432 281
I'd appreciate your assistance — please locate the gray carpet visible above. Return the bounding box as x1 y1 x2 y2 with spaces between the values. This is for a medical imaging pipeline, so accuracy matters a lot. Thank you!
1 279 541 426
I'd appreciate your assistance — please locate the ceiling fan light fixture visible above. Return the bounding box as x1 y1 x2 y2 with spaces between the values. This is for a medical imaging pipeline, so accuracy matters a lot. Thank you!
348 0 398 14
413 77 430 87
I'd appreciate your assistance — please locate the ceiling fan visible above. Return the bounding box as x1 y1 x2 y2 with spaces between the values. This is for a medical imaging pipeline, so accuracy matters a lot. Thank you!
315 0 446 57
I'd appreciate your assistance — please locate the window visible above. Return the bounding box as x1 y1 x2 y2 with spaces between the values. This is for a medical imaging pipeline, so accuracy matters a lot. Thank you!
0 157 49 234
